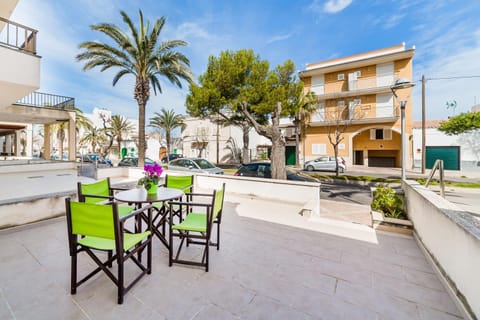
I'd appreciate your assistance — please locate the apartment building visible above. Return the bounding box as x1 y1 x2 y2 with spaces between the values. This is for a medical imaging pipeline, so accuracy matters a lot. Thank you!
299 43 415 168
0 0 75 160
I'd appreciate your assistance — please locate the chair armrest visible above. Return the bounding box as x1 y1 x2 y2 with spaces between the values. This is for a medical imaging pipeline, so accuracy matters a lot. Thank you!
184 192 213 197
168 201 211 208
119 204 153 222
81 193 112 200
110 186 129 192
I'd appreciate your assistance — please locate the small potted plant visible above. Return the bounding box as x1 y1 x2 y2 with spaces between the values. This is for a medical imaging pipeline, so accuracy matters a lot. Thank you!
138 163 163 194
370 184 412 234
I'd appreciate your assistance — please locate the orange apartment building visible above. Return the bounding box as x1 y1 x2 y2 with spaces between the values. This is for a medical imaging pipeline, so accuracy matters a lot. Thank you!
299 43 415 168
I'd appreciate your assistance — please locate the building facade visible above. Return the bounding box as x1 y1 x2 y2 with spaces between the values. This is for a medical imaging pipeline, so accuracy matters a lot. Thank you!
299 43 415 168
0 0 75 160
181 117 271 164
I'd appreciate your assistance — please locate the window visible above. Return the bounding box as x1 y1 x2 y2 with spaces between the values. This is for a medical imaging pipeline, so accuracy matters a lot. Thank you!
312 143 326 155
338 100 345 107
337 73 344 80
355 70 362 77
353 98 361 106
370 128 392 140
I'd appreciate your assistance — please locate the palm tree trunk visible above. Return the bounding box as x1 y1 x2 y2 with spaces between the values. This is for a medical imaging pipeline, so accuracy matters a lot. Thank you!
138 102 146 167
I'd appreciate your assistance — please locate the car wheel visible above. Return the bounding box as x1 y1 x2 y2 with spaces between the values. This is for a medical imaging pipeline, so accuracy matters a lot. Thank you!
306 165 315 171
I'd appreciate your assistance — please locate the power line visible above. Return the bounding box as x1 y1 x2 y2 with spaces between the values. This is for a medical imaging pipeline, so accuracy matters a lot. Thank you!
419 75 480 82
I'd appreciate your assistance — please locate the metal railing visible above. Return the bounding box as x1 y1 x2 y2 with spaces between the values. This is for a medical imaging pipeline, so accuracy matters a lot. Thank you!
425 159 445 198
0 17 38 55
15 91 75 109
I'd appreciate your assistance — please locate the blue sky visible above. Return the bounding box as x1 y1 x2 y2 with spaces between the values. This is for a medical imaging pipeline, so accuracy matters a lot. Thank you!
11 0 480 123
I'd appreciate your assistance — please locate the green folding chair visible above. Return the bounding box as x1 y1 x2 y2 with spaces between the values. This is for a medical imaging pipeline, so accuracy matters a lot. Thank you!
65 198 153 304
168 183 225 272
152 175 194 240
77 178 133 217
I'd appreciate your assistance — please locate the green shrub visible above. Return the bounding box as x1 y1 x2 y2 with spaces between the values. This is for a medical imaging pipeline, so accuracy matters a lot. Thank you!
371 185 407 220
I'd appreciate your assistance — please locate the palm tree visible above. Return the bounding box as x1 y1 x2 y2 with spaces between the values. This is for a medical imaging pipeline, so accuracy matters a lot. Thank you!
291 91 318 167
76 10 193 167
149 108 185 159
80 126 105 153
74 107 93 154
109 115 134 158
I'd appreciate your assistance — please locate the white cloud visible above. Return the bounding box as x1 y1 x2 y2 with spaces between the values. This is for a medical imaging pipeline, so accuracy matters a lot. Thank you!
266 32 294 44
322 0 353 14
412 29 480 120
174 22 213 41
383 13 405 29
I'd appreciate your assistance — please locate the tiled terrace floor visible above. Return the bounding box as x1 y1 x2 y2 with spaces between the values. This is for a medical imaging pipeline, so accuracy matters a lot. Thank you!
0 194 464 320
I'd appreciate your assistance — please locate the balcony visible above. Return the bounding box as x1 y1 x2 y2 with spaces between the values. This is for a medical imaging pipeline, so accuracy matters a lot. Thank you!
314 74 401 101
0 17 40 108
309 105 400 127
0 92 75 124
15 91 75 109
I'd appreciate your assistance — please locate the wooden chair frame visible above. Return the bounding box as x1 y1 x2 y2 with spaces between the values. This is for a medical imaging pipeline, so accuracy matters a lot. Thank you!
65 198 153 304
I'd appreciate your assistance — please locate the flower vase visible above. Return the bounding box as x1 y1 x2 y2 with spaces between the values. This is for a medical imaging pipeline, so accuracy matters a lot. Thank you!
145 183 158 194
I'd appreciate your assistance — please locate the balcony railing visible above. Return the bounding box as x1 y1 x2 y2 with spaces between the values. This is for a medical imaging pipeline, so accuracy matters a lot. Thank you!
0 17 38 55
15 91 75 109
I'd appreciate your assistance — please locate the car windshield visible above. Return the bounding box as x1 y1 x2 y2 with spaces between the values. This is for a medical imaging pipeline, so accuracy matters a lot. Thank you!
193 159 215 169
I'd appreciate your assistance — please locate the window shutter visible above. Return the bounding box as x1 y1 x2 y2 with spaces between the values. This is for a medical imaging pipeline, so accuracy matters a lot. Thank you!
384 129 392 140
370 129 376 140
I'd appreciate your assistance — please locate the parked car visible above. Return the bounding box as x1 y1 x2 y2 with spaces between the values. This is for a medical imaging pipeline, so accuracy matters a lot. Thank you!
161 153 183 163
167 158 224 174
80 153 113 166
234 162 320 182
117 157 156 167
304 156 346 173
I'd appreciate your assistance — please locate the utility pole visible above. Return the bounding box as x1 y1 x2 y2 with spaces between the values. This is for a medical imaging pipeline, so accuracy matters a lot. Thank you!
421 75 426 174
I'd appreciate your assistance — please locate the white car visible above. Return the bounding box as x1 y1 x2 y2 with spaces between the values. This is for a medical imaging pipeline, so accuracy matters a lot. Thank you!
304 156 347 173
167 158 224 174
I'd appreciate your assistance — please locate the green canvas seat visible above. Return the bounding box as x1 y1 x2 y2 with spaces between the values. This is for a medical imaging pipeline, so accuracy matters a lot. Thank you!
77 177 133 217
168 183 225 272
65 198 153 304
152 175 194 242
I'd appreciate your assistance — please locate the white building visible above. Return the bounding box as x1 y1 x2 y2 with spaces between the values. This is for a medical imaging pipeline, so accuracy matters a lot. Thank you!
181 117 271 164
413 119 480 172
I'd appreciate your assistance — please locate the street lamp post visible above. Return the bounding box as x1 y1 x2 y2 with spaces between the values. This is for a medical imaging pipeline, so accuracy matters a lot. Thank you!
391 78 415 181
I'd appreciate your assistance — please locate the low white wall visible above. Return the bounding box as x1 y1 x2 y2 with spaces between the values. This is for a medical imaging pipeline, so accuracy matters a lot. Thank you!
0 193 75 229
194 174 321 217
404 180 480 319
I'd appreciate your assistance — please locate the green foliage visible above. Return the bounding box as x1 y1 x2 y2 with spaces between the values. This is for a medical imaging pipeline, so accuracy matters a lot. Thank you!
371 185 407 219
76 10 192 167
149 108 185 153
438 111 480 135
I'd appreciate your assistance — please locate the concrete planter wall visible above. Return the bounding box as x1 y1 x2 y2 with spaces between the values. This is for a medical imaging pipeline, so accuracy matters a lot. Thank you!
404 180 480 319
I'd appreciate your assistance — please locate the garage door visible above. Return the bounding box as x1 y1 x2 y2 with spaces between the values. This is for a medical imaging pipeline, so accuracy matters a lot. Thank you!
368 157 396 167
426 146 460 170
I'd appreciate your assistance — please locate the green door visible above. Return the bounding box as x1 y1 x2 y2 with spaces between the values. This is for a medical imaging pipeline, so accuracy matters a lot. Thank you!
285 146 296 165
426 146 460 170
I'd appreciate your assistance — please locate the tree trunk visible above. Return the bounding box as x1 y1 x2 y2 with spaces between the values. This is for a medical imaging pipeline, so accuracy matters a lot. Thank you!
138 101 146 168
134 77 150 168
241 123 250 163
270 102 286 179
117 137 122 158
270 133 286 179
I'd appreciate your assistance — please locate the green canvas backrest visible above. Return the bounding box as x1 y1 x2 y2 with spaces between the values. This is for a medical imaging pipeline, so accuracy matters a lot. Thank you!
81 179 110 204
212 187 224 220
70 201 115 239
166 175 193 192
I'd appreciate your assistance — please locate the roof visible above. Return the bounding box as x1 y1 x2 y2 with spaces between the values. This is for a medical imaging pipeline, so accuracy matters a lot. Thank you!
413 120 444 128
299 43 415 77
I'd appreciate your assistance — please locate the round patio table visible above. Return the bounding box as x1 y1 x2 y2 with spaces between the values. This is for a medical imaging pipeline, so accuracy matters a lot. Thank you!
115 187 184 249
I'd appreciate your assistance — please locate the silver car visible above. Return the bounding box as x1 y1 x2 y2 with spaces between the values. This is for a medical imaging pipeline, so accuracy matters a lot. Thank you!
304 156 346 173
167 158 224 174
